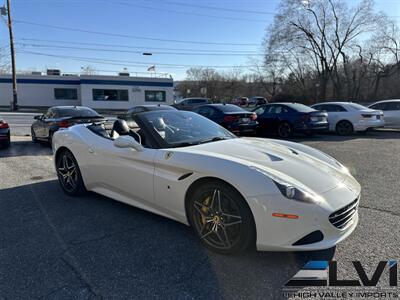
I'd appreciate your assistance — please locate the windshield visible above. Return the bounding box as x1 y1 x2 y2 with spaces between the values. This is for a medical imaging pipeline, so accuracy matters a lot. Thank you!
138 110 236 148
58 107 101 118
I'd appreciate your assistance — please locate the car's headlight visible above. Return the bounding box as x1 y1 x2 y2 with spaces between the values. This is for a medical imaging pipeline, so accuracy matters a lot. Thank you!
272 179 319 204
250 166 321 204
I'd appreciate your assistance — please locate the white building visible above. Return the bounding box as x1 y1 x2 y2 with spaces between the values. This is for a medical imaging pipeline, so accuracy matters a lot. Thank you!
0 74 174 110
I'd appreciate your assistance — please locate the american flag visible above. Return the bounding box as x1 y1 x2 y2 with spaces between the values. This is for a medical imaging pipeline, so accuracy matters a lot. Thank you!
147 65 156 72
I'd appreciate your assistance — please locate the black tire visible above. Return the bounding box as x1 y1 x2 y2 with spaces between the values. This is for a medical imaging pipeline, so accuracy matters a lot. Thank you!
31 127 38 143
187 181 256 255
5 134 10 148
1 133 10 148
336 120 353 136
277 122 293 138
56 149 86 196
48 131 54 146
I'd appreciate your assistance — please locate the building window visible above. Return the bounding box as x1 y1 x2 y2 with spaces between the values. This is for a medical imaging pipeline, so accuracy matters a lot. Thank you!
54 88 78 100
93 89 129 101
145 90 166 102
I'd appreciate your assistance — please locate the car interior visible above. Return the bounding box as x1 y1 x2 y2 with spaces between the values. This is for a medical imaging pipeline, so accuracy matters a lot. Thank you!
87 119 144 145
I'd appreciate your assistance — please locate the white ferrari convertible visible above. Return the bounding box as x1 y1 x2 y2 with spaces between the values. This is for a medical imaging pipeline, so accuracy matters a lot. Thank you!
52 109 361 254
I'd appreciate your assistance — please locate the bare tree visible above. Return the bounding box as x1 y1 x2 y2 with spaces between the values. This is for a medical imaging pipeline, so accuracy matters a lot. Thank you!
264 0 383 101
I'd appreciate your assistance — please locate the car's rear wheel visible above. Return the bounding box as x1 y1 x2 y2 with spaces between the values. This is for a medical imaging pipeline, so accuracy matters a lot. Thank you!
336 120 353 135
56 149 86 196
277 122 293 138
187 181 255 255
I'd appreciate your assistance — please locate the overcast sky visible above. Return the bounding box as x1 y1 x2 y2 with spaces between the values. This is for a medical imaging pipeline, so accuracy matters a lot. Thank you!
0 0 399 80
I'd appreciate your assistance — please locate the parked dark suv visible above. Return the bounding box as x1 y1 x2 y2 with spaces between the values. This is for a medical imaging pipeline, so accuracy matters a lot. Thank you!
172 98 211 111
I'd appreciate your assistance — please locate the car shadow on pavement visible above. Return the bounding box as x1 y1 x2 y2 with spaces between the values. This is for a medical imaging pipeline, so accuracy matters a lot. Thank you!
0 139 52 158
0 180 335 299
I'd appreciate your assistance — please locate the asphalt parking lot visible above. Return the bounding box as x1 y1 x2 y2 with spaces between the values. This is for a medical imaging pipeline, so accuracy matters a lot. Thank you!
0 114 399 299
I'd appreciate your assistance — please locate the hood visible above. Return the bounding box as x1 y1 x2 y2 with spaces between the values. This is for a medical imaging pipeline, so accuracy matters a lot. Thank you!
179 138 351 194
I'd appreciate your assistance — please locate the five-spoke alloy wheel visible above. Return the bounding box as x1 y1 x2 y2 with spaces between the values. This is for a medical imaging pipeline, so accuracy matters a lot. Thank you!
56 150 86 196
188 181 255 254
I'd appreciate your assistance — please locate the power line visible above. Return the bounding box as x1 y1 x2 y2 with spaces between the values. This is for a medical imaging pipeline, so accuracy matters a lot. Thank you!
14 20 260 46
18 38 260 53
163 1 276 15
103 1 269 23
17 43 264 57
17 50 257 69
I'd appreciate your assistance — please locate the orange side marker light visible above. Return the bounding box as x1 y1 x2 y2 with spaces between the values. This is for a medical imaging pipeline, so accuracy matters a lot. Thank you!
272 213 299 219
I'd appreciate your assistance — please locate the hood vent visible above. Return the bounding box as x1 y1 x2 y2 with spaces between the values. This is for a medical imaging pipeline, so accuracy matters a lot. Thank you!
264 152 283 162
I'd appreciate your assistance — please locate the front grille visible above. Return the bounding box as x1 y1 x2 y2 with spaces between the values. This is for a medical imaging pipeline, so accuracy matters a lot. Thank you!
329 197 359 229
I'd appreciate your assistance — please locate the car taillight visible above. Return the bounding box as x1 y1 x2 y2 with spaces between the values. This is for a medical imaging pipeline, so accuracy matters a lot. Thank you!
361 114 373 118
58 121 71 128
0 121 9 129
224 115 239 122
250 113 257 121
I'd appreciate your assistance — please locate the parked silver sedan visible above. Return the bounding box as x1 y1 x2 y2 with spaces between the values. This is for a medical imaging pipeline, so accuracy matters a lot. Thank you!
369 100 400 129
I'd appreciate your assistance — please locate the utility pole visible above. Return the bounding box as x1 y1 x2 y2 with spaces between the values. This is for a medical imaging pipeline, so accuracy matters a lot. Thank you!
6 0 17 111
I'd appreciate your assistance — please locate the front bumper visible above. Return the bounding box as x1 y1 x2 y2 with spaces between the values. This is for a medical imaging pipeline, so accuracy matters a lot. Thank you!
247 180 360 251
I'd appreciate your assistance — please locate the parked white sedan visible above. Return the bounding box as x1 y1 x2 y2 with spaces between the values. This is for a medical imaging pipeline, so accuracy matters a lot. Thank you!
369 100 400 129
311 102 384 135
52 110 361 254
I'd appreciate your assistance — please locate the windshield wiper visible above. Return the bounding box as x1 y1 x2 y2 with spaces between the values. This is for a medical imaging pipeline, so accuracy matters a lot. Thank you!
172 137 228 148
198 136 228 144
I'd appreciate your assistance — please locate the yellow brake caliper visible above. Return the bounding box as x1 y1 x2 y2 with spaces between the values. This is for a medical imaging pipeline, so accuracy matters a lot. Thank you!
201 195 211 225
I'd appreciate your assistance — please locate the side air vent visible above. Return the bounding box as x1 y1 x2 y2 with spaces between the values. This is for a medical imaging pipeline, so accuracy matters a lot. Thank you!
178 172 193 181
292 230 324 246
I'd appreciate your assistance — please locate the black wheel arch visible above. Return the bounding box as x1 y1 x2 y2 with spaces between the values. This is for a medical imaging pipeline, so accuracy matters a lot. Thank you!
54 146 71 164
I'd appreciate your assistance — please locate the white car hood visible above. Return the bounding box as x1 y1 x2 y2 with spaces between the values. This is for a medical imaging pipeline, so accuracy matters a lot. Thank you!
179 137 351 194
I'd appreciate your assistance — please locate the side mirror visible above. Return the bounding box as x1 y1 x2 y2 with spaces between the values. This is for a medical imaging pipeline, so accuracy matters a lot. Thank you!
113 135 144 151
34 115 42 120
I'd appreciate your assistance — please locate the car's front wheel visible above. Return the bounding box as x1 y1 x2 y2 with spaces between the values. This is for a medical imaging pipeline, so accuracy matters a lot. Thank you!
187 181 256 255
56 149 86 196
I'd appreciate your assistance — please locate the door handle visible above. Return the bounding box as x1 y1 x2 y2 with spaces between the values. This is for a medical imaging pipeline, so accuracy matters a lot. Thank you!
88 147 95 154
